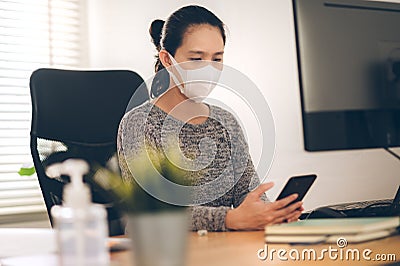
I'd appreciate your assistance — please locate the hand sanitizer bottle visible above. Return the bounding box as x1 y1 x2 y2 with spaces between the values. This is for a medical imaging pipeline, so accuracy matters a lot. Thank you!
49 159 110 266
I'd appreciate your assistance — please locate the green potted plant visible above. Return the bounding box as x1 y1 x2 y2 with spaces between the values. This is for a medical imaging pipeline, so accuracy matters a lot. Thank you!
92 145 190 266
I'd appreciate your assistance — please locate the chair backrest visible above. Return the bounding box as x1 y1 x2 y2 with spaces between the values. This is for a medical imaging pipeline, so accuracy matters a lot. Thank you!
29 68 148 235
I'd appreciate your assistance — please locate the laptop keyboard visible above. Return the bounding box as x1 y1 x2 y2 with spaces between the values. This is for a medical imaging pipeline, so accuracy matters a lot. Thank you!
327 199 394 217
328 199 393 211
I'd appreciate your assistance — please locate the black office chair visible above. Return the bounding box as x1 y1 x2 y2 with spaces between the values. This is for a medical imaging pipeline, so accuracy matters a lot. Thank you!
29 68 149 235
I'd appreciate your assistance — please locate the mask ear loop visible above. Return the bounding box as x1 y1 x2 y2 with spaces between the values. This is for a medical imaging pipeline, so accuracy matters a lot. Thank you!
167 53 186 93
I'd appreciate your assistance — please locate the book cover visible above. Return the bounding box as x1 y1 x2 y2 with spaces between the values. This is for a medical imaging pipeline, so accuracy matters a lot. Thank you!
264 229 397 244
265 217 399 235
325 229 396 243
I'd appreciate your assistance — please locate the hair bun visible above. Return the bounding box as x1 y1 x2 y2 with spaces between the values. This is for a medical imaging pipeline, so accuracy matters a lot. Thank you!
149 19 165 49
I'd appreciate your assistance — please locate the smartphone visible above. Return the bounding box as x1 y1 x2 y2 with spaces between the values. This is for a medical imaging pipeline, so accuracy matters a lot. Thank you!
276 174 317 205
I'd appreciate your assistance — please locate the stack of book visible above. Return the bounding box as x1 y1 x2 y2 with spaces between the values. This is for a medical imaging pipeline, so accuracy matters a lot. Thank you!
265 217 400 244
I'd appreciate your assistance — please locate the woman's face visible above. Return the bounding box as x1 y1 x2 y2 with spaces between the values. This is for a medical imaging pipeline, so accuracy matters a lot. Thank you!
174 24 224 65
157 24 224 99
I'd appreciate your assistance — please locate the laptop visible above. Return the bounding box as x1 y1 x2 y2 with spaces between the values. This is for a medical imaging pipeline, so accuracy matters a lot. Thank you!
305 186 400 219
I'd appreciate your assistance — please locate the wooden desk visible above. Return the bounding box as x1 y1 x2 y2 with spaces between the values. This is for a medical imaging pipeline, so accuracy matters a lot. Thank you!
111 231 400 266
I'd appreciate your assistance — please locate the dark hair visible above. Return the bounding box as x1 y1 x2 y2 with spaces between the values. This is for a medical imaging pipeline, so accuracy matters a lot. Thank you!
149 5 226 98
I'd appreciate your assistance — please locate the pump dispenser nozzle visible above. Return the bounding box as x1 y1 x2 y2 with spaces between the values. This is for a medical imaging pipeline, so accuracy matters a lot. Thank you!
46 159 91 208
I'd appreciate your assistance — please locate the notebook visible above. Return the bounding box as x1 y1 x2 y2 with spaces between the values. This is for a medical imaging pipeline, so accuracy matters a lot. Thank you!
265 217 400 236
265 228 397 244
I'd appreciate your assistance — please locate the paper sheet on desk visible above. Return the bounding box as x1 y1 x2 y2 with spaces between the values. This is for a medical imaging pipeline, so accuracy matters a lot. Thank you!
0 228 56 258
1 254 58 266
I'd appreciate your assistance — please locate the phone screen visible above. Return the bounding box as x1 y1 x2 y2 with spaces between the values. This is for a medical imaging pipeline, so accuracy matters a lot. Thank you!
276 174 317 203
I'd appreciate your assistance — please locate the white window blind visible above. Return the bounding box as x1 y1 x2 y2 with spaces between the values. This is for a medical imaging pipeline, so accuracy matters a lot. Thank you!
0 0 85 223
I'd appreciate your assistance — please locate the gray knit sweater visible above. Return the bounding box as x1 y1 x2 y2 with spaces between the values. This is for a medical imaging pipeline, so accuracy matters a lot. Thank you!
117 102 268 231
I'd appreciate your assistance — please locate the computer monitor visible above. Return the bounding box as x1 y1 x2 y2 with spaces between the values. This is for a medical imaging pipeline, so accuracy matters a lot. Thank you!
293 0 400 151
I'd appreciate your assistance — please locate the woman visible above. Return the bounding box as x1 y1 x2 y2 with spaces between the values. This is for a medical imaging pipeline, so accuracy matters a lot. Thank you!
117 5 303 231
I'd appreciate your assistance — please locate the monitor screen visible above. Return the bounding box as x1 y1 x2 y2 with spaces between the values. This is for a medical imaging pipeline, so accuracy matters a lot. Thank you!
293 0 400 151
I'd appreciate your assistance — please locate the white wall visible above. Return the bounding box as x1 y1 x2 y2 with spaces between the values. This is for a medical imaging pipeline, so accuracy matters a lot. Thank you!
86 0 400 210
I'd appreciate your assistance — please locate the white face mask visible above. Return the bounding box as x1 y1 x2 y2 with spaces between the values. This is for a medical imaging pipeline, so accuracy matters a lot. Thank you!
168 54 222 103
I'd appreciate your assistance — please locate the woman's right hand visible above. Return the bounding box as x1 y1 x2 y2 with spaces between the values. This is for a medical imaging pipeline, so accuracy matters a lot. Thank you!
225 182 303 230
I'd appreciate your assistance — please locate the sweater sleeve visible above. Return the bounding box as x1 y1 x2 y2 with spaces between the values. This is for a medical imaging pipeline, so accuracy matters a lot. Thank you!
188 112 269 232
189 205 231 231
229 114 270 207
117 110 148 184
